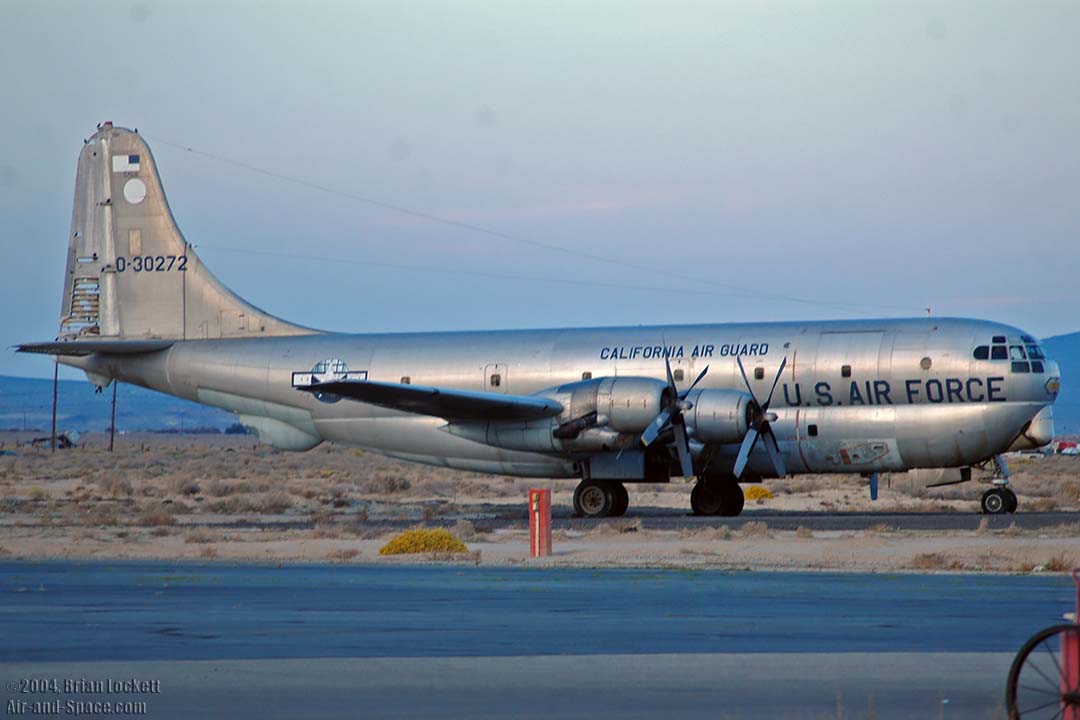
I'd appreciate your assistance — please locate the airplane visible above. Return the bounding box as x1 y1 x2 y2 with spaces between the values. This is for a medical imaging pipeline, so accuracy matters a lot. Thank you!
17 123 1062 517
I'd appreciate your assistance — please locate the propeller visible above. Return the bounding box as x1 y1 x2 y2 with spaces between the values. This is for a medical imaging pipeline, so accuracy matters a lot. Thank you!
640 355 709 480
732 355 789 480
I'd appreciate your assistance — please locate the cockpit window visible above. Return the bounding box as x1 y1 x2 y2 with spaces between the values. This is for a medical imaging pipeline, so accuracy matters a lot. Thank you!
973 346 989 360
991 345 1008 360
1031 361 1045 373
1012 361 1030 373
1027 345 1045 360
992 335 1007 344
1009 345 1027 360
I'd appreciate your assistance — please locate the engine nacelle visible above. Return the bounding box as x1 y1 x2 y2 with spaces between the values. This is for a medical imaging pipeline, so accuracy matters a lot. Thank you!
683 389 754 444
593 376 672 432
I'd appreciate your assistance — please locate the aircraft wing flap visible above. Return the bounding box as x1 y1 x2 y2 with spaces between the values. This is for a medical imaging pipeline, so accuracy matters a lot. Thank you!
298 380 563 421
16 339 176 356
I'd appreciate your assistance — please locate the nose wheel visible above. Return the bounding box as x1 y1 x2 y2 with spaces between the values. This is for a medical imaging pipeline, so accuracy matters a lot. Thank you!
982 486 1018 514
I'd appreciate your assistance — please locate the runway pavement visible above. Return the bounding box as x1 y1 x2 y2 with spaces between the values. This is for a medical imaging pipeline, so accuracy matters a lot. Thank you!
1 562 1076 718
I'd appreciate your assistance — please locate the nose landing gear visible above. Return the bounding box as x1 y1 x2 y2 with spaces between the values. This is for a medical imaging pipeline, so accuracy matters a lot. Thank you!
981 454 1018 514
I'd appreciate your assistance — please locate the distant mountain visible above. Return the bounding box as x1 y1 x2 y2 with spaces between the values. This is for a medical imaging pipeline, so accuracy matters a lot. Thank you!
1043 331 1080 435
0 375 235 433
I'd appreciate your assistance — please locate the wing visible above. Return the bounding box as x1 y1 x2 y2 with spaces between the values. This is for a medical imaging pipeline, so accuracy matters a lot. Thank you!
16 339 176 356
298 380 563 421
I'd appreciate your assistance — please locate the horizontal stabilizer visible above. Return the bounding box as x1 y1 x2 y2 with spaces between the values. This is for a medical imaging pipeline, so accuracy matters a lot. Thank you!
298 380 564 421
16 339 175 356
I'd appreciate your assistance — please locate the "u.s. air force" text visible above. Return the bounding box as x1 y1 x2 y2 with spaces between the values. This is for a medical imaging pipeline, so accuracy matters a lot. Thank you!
781 377 1007 406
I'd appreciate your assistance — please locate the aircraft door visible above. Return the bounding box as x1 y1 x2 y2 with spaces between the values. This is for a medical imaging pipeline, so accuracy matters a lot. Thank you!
484 363 508 393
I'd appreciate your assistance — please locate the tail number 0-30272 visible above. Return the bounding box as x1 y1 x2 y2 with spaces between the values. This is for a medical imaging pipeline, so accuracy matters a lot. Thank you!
115 255 188 273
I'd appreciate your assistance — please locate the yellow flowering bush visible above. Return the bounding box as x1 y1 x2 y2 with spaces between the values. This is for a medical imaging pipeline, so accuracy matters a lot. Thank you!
379 528 468 555
745 485 774 501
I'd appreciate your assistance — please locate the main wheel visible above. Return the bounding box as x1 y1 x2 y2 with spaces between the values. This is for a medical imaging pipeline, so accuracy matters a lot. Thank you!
719 483 745 517
690 480 723 516
609 482 630 517
982 487 1008 514
573 479 614 518
1004 487 1019 513
1005 623 1080 719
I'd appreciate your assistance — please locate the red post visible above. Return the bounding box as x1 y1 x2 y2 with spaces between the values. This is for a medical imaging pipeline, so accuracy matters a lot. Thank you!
529 489 551 558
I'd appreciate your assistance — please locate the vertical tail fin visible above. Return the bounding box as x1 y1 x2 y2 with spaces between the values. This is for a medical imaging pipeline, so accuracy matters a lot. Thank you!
58 122 316 341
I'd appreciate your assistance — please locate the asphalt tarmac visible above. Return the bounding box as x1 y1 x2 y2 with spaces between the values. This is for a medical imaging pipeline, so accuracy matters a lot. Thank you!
1 562 1076 718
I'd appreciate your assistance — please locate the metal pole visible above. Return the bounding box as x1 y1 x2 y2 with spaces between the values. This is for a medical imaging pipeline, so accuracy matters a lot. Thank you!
51 357 58 453
109 381 117 452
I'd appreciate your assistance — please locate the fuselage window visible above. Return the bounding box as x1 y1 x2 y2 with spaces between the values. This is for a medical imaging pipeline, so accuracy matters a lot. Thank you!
673 369 685 382
490 373 502 387
582 371 592 380
807 424 818 437
973 346 989 360
1011 361 1030 373
754 367 765 380
841 364 852 378
400 376 411 385
1031 361 1045 373
1027 345 1045 360
991 345 1008 360
1009 345 1027 360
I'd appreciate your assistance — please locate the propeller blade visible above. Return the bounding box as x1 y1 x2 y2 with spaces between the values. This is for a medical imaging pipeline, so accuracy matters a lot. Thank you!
869 472 879 501
672 419 694 480
664 354 676 390
761 356 788 411
733 427 760 479
762 427 787 478
640 407 674 447
735 355 760 406
680 365 709 398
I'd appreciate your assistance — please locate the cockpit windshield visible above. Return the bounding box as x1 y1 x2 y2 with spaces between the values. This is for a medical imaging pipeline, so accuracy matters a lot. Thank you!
972 335 1047 373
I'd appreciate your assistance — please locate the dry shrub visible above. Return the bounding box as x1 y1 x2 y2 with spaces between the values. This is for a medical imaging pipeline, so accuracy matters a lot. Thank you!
198 545 218 558
311 526 341 539
240 491 293 514
150 526 171 537
1027 497 1060 512
97 477 133 498
328 548 360 562
206 497 241 514
27 486 48 501
795 526 814 539
184 528 217 544
681 525 732 541
451 519 486 542
909 552 960 570
745 486 774 501
205 480 234 498
364 471 412 494
974 517 990 536
138 509 176 527
1041 554 1076 573
379 528 467 555
166 476 201 497
739 521 770 538
867 523 894 534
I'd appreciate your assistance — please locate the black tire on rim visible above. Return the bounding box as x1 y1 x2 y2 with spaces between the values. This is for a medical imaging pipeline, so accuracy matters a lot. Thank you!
982 488 1007 514
690 480 723 516
609 482 629 517
573 479 614 518
719 483 745 517
1004 488 1019 514
1005 623 1080 719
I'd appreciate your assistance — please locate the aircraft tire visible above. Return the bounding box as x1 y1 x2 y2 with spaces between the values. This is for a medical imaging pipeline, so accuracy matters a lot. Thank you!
719 482 745 517
981 487 1007 514
690 480 723 516
1003 487 1018 513
574 479 614 518
608 482 630 517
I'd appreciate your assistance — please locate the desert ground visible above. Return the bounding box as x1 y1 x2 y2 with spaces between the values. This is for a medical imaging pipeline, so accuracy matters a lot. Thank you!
1 431 1078 573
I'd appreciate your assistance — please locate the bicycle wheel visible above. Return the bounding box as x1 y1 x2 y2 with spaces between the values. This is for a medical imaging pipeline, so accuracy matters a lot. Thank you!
1006 624 1080 719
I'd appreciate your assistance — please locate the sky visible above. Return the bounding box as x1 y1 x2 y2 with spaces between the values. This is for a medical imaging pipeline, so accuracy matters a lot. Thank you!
2 0 1078 379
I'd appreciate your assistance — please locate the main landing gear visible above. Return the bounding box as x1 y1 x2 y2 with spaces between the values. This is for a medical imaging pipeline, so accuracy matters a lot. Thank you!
573 479 629 518
690 478 745 517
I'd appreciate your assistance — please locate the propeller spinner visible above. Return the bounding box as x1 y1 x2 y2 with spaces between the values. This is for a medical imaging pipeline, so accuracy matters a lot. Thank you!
639 355 709 481
732 355 789 480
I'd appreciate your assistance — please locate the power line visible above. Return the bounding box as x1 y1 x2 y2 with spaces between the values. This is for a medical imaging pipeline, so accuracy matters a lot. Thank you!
148 133 922 316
